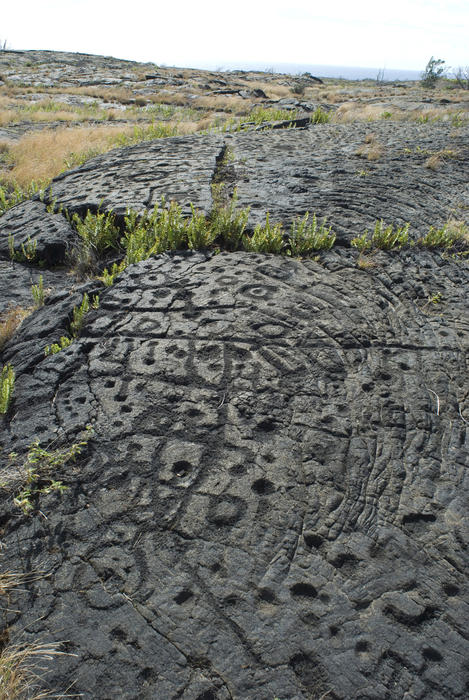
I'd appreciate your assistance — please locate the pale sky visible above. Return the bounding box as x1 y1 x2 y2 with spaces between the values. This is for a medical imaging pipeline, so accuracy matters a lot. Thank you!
2 0 467 72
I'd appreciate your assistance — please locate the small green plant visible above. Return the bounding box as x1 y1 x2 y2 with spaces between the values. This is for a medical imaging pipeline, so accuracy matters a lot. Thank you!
247 107 297 125
45 292 98 355
8 234 37 263
70 292 99 337
418 221 468 248
243 213 285 254
310 107 330 124
0 182 44 217
44 336 72 356
0 364 15 414
421 57 446 88
31 275 45 308
288 213 336 255
428 292 442 305
186 205 216 249
71 208 120 274
100 261 126 286
210 192 250 251
4 426 93 514
351 220 410 251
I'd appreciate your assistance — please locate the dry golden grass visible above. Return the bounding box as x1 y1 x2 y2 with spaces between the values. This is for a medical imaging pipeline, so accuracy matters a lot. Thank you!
356 255 378 270
0 570 69 699
356 133 384 161
0 119 206 187
425 148 458 170
192 94 248 113
0 307 31 351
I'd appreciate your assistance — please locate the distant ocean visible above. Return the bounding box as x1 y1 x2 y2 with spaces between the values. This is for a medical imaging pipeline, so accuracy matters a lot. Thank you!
195 61 421 82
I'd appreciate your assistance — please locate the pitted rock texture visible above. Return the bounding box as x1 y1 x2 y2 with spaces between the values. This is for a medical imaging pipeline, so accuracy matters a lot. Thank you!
1 249 469 699
35 123 469 242
228 121 469 239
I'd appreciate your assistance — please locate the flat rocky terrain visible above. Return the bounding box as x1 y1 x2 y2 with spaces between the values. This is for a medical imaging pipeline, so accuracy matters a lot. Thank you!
0 51 469 700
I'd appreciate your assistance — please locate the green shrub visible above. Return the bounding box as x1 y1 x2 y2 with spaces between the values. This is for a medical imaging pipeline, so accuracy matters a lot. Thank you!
288 213 336 255
351 220 410 251
210 191 250 251
0 364 15 414
71 208 120 274
418 222 467 248
45 292 98 355
243 213 285 253
6 427 93 514
45 336 72 356
247 107 297 125
0 182 44 217
310 107 330 124
186 205 216 249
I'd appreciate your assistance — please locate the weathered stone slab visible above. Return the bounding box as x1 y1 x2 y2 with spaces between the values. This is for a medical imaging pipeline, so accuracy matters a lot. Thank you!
229 122 469 240
1 249 468 699
47 134 225 218
0 199 78 264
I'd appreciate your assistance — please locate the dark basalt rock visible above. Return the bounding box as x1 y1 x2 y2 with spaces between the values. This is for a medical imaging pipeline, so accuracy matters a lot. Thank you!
1 125 469 700
0 199 78 265
47 134 225 217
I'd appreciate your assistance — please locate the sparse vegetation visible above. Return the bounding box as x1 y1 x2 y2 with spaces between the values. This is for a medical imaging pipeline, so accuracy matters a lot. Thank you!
71 207 120 274
8 233 38 263
356 133 384 161
310 107 330 124
0 363 15 414
0 636 65 699
0 182 44 215
44 292 99 355
1 426 93 514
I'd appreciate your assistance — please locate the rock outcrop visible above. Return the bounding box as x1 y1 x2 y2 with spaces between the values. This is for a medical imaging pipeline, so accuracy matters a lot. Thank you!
1 121 469 699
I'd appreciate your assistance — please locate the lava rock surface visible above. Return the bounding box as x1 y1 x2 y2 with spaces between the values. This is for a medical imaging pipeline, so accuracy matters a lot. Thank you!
1 126 469 700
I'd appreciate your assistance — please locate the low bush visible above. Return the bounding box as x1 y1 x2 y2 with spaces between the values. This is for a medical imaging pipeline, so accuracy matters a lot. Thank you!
288 213 335 255
243 214 284 253
351 220 409 251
